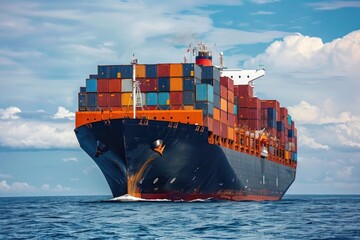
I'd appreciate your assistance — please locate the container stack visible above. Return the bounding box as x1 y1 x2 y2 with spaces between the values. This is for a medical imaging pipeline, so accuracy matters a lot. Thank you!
78 63 203 112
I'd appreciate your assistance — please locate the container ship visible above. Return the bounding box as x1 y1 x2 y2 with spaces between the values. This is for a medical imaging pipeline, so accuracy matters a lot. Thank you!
74 43 297 201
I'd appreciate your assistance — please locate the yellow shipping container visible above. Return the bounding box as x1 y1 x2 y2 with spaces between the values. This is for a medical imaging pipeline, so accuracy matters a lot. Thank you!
170 78 183 91
121 93 133 106
136 64 146 78
220 98 227 112
117 72 121 78
183 106 194 110
213 107 220 121
285 151 290 159
227 126 234 140
170 63 183 77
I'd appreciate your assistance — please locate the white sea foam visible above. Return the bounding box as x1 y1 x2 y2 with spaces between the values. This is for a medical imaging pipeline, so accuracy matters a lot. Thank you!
110 194 170 202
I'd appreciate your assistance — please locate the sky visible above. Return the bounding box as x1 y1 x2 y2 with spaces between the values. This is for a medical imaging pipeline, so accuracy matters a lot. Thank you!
0 0 359 197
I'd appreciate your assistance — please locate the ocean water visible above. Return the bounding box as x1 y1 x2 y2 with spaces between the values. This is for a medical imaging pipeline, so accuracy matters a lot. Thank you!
0 195 359 239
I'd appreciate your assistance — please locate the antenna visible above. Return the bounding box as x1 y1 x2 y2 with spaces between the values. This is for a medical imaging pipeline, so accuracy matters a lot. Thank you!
219 51 223 69
131 55 138 119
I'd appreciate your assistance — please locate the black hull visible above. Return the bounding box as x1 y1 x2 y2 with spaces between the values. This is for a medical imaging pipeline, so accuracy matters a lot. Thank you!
75 118 296 201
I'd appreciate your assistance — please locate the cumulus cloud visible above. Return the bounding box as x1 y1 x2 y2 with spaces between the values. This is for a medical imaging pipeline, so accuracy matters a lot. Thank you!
53 106 75 120
0 180 10 191
41 184 72 193
0 106 78 150
244 30 360 77
0 107 21 120
308 1 360 10
0 180 36 193
299 135 330 150
0 181 72 195
288 101 319 123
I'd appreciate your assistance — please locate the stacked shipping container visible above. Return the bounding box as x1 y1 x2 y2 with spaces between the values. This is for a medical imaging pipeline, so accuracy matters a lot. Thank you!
79 63 297 162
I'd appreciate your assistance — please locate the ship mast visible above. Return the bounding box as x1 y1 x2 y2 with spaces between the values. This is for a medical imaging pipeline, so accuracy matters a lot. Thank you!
131 55 138 119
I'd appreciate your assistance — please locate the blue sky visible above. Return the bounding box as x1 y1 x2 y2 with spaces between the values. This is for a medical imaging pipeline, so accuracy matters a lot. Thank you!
0 0 359 196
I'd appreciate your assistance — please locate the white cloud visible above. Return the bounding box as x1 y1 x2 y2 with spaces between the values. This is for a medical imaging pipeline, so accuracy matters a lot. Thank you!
0 106 78 149
244 30 360 76
0 173 12 179
53 106 75 120
63 157 78 162
299 135 330 150
308 1 360 10
251 11 275 15
0 107 21 120
0 180 10 191
251 0 280 4
288 101 319 123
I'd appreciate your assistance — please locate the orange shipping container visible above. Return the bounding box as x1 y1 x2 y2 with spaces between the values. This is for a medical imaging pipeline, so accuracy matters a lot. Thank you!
183 105 194 110
170 78 183 91
213 107 220 121
227 90 234 104
220 98 227 112
109 79 122 92
227 102 234 114
169 63 183 77
121 93 133 106
220 110 227 124
136 64 146 78
227 126 234 140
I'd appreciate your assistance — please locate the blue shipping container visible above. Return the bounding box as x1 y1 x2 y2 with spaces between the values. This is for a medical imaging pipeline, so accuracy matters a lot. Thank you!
146 92 157 106
158 92 170 105
109 65 120 78
158 77 170 92
267 119 276 128
158 105 170 110
86 79 97 92
234 105 238 115
213 93 220 109
183 91 195 105
288 115 292 126
183 77 195 91
195 102 214 117
119 65 133 79
89 74 98 79
288 129 294 137
277 121 285 131
98 65 110 78
78 93 86 107
146 64 157 78
87 93 98 107
201 66 220 81
292 152 297 161
196 84 214 102
182 63 202 79
80 87 86 93
213 80 220 95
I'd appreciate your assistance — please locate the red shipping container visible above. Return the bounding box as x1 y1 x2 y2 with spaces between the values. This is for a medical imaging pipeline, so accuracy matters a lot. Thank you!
220 123 228 138
268 127 277 137
220 85 227 100
213 120 220 135
227 90 234 104
280 107 288 118
98 93 109 106
220 110 227 124
97 79 109 92
139 78 158 92
171 105 183 110
109 93 121 106
248 107 260 119
170 92 183 105
204 117 213 132
248 119 260 130
234 85 253 98
261 100 280 111
220 76 234 92
238 97 261 108
228 102 234 114
228 113 236 126
157 64 170 77
276 131 286 143
109 79 121 92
